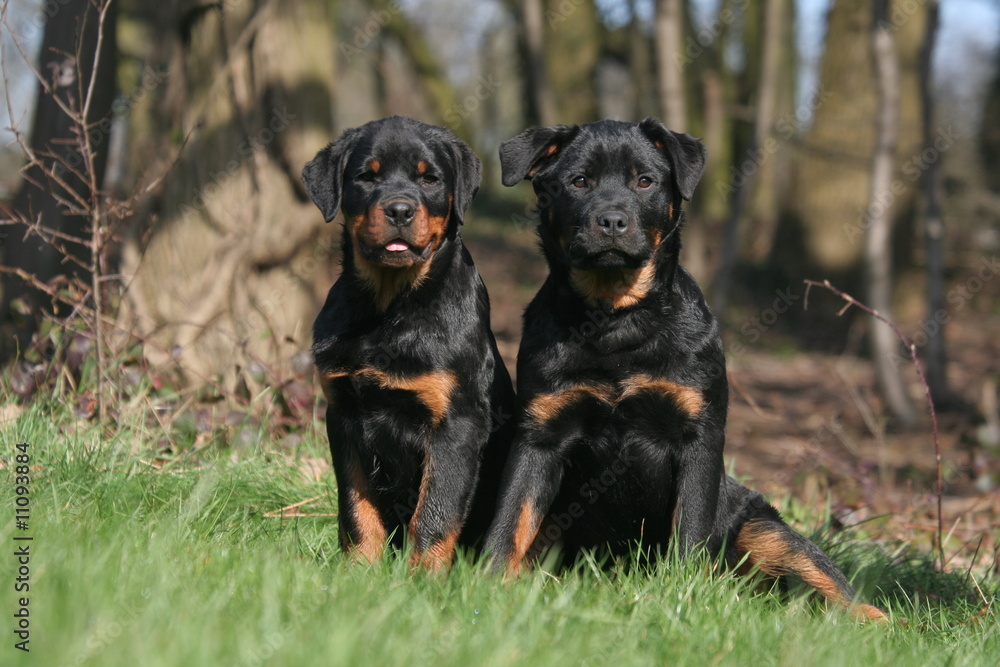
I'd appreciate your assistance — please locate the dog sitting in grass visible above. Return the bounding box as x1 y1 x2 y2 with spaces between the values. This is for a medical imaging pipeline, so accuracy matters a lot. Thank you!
302 117 515 571
482 118 886 621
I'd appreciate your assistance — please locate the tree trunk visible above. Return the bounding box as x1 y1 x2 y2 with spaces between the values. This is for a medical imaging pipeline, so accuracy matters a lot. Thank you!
770 0 926 347
653 0 712 282
628 0 655 121
683 0 735 285
868 0 918 427
518 0 557 126
711 0 785 316
982 41 1000 194
654 0 686 132
375 0 467 137
542 0 601 125
775 0 926 273
918 0 953 409
0 0 117 358
119 0 340 385
747 0 796 262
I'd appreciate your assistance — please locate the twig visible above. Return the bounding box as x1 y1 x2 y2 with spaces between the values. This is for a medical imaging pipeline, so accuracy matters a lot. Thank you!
84 0 114 421
262 493 332 518
969 572 991 611
80 0 111 128
803 278 945 571
834 365 888 483
964 535 985 579
727 371 776 421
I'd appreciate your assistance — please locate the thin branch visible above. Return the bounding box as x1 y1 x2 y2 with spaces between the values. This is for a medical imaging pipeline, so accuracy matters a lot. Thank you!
262 493 332 518
804 278 945 571
8 24 79 122
79 0 114 421
80 0 111 129
0 212 90 248
19 148 94 211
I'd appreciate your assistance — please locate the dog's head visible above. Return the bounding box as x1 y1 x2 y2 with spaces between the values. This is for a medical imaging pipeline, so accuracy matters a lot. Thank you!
302 116 482 271
499 118 705 276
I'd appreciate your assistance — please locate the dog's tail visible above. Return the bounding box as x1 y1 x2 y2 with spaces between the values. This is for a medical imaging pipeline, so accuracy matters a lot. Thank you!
733 516 888 622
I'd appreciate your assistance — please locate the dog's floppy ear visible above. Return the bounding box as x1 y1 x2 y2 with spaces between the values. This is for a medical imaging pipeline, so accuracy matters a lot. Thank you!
499 124 580 186
447 138 482 225
638 117 707 201
301 127 362 222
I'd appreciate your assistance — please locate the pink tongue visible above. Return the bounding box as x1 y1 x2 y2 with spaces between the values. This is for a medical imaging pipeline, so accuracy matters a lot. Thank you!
385 242 409 252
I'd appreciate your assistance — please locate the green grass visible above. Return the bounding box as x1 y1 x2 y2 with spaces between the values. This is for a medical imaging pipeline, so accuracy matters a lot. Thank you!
1 400 996 666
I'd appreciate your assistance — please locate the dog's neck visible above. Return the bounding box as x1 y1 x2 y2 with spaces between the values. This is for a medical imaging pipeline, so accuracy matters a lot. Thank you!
343 232 456 312
561 217 683 311
569 264 657 310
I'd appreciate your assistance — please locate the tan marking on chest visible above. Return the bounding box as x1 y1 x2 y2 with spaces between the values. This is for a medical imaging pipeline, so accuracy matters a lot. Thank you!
525 374 703 424
525 384 616 424
619 374 704 417
323 367 457 426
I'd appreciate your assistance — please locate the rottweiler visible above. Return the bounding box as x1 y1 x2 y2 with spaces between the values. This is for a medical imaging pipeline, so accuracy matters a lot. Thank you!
483 118 886 620
302 116 515 571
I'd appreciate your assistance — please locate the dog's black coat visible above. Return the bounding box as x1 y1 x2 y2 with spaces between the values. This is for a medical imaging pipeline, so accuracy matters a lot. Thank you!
483 118 885 620
303 116 515 569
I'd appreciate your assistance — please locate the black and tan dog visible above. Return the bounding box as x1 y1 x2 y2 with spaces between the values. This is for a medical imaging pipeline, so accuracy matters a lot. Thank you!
483 118 886 620
302 116 515 571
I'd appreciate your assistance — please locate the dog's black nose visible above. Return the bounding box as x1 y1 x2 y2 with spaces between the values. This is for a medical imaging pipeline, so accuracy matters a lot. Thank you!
597 211 629 236
384 201 416 226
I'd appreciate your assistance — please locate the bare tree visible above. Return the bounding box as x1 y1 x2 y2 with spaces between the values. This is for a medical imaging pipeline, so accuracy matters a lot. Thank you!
867 0 918 427
0 0 117 357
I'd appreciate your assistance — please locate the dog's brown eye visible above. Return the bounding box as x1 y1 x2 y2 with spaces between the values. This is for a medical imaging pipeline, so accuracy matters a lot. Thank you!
420 174 439 186
572 175 587 188
358 171 378 183
637 176 654 189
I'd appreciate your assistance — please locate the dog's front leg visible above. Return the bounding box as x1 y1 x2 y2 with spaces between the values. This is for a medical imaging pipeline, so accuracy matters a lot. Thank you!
673 425 725 556
328 415 388 564
408 415 489 572
483 431 566 576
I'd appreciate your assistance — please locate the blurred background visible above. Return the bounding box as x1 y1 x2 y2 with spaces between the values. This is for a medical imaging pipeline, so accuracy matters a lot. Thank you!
1 1 999 561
